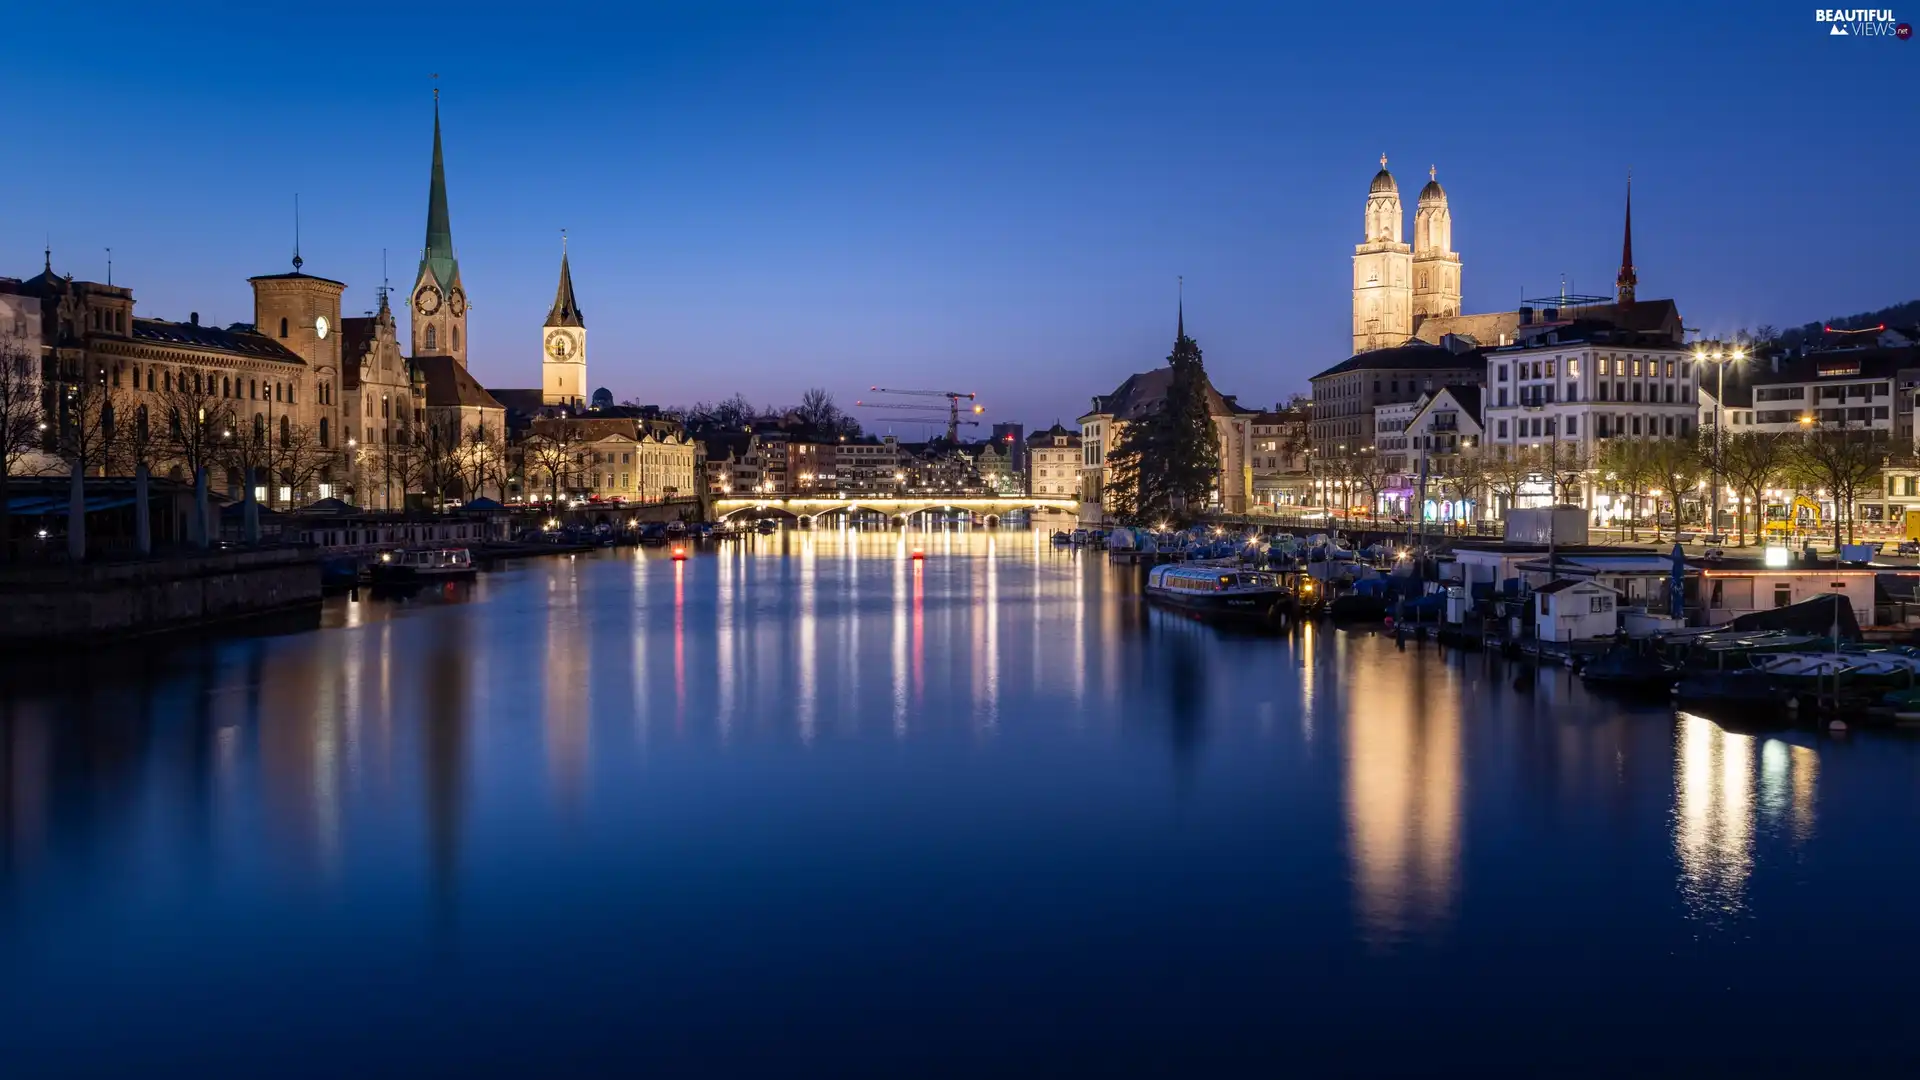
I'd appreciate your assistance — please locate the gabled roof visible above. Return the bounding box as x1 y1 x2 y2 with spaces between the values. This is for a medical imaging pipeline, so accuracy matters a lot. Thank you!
1535 577 1615 595
1025 421 1079 445
1413 383 1481 426
1085 366 1243 421
411 355 502 410
1311 342 1484 381
131 318 304 364
1749 344 1920 387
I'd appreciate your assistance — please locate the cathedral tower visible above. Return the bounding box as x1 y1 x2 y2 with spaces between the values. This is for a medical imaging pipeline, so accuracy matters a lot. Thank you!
542 238 586 407
1411 166 1461 322
1352 155 1412 354
410 92 468 366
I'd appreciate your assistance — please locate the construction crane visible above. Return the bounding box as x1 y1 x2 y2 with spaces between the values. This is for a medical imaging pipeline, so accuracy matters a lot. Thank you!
854 401 983 439
861 387 984 442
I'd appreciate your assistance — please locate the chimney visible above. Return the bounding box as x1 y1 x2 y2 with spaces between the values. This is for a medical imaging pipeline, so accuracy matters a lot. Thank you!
190 312 199 326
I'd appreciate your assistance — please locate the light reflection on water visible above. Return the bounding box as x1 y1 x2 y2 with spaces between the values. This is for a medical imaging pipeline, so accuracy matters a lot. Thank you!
1 528 1917 1075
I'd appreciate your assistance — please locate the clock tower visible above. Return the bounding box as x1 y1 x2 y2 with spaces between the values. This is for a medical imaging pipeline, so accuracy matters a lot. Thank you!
542 238 585 407
411 92 468 366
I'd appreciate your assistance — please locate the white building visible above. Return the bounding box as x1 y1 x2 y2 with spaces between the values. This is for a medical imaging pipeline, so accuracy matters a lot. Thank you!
1746 345 1915 440
1481 317 1695 506
1534 579 1620 642
1025 423 1080 497
0 288 53 477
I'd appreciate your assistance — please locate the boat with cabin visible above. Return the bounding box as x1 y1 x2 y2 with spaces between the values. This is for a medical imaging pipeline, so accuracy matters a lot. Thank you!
368 547 476 585
1145 565 1289 627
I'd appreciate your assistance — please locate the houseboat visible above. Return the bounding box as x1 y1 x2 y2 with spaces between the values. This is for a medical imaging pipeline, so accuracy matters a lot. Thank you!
1145 565 1289 627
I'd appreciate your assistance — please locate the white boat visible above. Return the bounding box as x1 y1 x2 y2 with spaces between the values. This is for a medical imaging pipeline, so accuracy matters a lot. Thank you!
369 547 476 584
1145 565 1289 627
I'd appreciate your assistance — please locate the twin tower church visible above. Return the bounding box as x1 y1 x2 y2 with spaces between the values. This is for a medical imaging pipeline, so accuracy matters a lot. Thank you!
409 94 587 408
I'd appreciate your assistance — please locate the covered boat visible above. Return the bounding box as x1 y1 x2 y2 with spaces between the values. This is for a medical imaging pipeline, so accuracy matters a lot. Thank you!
1145 565 1288 627
368 547 476 585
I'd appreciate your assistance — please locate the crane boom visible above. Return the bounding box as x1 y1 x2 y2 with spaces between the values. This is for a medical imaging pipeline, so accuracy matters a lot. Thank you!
863 387 982 442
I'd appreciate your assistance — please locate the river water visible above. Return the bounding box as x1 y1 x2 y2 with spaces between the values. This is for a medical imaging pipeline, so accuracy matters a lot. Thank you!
3 529 1918 1076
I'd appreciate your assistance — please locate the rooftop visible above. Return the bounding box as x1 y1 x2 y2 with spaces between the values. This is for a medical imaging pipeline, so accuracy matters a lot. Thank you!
1311 342 1485 381
130 318 304 364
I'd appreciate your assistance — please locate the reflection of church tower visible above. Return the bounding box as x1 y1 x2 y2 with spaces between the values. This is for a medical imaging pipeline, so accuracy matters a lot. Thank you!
410 91 468 366
542 238 586 407
1343 651 1461 945
1352 155 1412 353
1410 166 1461 321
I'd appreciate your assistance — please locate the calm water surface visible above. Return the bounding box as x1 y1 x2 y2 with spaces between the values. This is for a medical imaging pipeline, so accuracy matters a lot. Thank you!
4 529 1919 1077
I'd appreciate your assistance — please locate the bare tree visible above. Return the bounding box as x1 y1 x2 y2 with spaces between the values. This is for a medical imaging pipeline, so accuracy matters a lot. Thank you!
1647 437 1701 537
1793 431 1886 548
271 423 331 507
460 421 503 502
1597 438 1659 540
1721 430 1791 546
527 421 586 501
373 434 425 510
153 379 234 485
419 419 464 506
1483 445 1541 521
0 341 52 559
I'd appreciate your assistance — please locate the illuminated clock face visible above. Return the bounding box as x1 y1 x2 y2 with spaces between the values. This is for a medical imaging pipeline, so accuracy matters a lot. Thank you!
415 285 441 315
546 331 574 360
449 289 466 316
314 315 330 340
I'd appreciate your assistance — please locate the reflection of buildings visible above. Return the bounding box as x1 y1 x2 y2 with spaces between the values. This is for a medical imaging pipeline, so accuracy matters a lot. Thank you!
1673 714 1818 921
1343 653 1462 944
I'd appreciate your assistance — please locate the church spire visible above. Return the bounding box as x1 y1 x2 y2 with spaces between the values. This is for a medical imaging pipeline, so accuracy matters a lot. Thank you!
546 234 584 328
420 89 458 291
1616 171 1637 305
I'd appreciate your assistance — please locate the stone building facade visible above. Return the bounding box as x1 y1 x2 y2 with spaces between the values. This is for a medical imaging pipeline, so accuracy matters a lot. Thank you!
1025 423 1080 497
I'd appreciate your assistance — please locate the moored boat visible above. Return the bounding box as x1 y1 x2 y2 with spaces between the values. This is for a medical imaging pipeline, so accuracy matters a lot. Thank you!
1145 565 1288 627
368 547 476 585
1580 643 1675 691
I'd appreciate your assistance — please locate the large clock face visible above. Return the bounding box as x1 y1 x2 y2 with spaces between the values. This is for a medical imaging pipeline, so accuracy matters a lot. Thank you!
449 289 466 316
314 315 330 340
546 331 574 360
415 285 441 316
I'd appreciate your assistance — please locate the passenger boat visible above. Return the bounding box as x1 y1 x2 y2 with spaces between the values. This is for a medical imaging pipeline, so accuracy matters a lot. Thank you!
368 547 476 585
1144 565 1288 627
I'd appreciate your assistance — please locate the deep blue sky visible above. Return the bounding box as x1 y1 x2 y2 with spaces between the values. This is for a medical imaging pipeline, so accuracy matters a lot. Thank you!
3 2 1913 432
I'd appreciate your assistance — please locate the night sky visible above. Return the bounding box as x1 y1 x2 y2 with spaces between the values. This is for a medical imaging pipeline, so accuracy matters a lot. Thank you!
2 2 1913 431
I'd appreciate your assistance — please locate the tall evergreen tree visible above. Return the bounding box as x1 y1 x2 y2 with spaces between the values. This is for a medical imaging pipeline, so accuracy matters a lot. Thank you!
1106 302 1221 524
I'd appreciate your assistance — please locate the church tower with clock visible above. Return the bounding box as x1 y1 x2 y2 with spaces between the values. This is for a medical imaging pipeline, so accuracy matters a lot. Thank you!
411 92 468 367
541 238 585 407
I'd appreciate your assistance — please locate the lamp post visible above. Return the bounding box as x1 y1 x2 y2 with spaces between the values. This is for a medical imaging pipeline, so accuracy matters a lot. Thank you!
1698 346 1745 538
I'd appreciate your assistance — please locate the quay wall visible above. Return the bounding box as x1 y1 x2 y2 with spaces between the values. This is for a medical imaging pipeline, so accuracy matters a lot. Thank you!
0 548 321 645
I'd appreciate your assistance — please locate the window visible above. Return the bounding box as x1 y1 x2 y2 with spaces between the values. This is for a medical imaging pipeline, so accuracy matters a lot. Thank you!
1665 385 1674 403
1498 388 1509 407
1632 359 1642 377
254 413 266 444
280 415 290 447
1546 359 1557 376
1664 416 1675 436
1633 383 1643 402
452 327 460 351
1632 416 1643 436
1598 382 1609 401
1497 420 1508 438
1681 362 1691 379
1497 365 1508 382
319 418 330 447
1665 360 1675 378
1566 417 1578 436
1597 416 1610 437
1680 418 1691 437
426 326 437 350
1774 583 1792 609
279 317 289 338
1589 595 1610 614
1680 386 1690 403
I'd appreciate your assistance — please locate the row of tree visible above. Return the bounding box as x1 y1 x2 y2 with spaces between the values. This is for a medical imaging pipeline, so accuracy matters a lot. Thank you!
675 388 862 437
1325 427 1889 549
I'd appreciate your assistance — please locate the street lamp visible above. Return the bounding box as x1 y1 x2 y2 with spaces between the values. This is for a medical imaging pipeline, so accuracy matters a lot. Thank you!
1696 346 1745 536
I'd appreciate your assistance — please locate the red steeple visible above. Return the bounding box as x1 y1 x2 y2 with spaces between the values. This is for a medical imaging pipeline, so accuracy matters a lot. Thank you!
1615 173 1637 305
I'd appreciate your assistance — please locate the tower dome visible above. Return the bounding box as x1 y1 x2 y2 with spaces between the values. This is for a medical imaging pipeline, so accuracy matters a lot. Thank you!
1418 164 1446 205
1370 153 1398 195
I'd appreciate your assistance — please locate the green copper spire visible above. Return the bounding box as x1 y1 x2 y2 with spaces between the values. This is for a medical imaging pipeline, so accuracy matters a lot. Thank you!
421 93 458 292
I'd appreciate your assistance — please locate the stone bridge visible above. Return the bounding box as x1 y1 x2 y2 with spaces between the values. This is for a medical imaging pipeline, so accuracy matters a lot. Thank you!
712 495 1079 525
